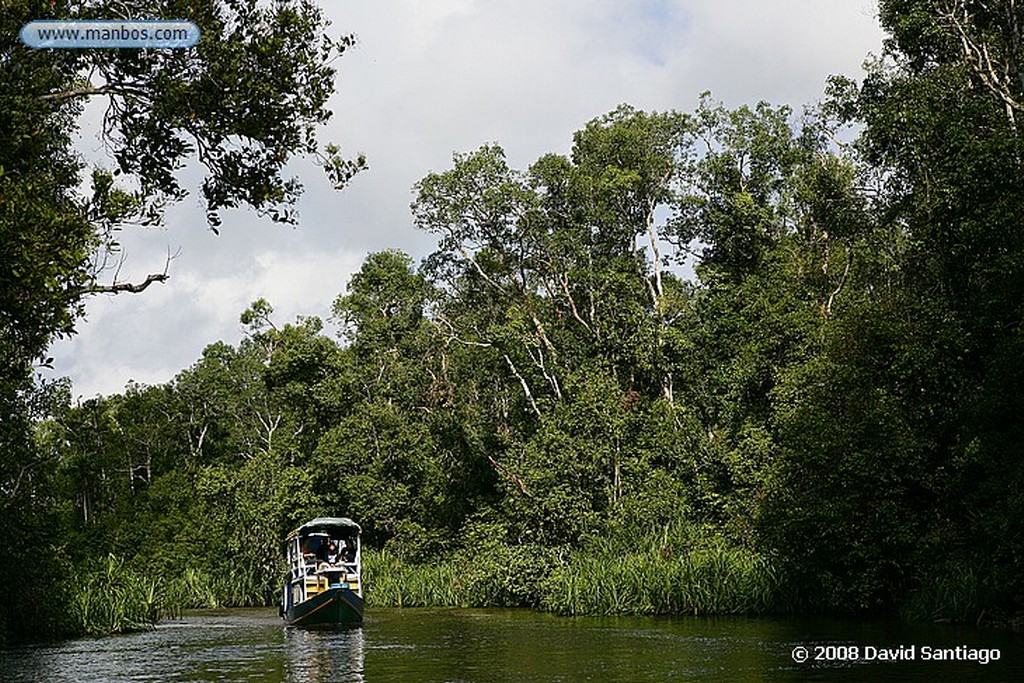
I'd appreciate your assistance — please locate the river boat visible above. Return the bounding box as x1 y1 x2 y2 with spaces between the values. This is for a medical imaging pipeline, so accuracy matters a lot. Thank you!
281 517 364 627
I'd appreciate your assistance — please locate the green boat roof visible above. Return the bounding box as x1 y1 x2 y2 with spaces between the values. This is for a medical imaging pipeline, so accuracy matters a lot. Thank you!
287 517 361 539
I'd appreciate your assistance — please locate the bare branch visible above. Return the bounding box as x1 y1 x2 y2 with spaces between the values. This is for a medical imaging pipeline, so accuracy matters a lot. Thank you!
822 248 854 319
85 246 178 295
559 272 593 335
458 243 510 296
88 271 168 294
525 343 562 401
487 455 532 498
504 353 541 418
943 0 1023 131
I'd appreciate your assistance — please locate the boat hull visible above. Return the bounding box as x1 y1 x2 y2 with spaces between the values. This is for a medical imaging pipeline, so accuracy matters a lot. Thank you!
285 586 364 627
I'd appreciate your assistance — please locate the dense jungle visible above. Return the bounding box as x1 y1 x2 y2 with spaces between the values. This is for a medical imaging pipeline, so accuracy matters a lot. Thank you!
2 0 1023 642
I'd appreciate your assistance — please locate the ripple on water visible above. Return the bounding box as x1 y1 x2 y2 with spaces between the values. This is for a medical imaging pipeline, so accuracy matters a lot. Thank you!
0 609 1021 683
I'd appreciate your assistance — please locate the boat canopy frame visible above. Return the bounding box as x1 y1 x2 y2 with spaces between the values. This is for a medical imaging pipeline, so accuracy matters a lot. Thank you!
286 517 361 542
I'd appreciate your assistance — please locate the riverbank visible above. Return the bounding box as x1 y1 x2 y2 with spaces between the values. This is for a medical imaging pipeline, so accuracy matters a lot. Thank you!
362 541 786 616
41 539 1021 643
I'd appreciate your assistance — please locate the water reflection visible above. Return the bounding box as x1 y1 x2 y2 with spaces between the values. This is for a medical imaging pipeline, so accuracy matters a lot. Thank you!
284 627 364 683
0 608 1021 682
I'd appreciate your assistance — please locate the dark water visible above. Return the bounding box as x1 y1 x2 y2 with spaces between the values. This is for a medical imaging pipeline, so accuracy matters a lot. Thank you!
2 608 1023 682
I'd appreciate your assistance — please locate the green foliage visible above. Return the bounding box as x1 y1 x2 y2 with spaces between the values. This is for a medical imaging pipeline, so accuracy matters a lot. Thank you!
362 550 465 607
2 0 361 372
362 544 557 610
363 530 783 618
754 0 1024 616
762 318 931 610
0 485 74 645
333 250 433 352
541 539 783 617
14 1 1024 637
901 563 994 625
67 555 162 637
163 568 221 611
1 0 363 641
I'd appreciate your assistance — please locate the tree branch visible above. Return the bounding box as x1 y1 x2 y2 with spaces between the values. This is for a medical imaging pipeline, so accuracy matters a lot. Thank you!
87 271 168 294
40 81 150 102
504 353 542 418
559 272 593 335
86 247 177 295
487 455 532 497
822 248 854 319
943 0 1023 131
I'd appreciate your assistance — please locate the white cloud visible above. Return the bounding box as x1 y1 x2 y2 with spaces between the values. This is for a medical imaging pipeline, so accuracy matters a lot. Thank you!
44 0 886 398
44 246 363 399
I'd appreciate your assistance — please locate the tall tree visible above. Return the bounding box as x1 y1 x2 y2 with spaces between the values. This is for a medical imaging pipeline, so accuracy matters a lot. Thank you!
762 0 1024 613
1 0 363 641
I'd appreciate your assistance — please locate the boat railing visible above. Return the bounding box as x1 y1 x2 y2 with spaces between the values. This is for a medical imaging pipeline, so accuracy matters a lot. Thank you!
286 540 360 583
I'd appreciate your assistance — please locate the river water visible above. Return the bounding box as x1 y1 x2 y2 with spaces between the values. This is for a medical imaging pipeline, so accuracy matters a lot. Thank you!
2 608 1022 682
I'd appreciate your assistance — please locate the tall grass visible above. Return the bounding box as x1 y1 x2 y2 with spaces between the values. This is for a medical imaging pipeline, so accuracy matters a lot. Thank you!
900 564 992 624
363 539 786 617
363 544 552 608
162 566 271 611
163 568 221 612
541 540 784 616
65 555 275 637
67 555 163 636
364 550 466 607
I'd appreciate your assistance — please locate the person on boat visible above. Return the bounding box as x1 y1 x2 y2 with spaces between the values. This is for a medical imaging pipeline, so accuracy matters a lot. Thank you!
326 539 341 564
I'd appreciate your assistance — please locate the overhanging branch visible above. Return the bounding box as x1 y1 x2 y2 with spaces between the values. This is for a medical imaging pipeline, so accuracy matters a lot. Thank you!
88 272 168 294
84 246 178 295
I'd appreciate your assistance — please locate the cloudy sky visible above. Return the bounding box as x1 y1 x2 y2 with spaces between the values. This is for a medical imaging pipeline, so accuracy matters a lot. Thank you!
44 0 886 399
